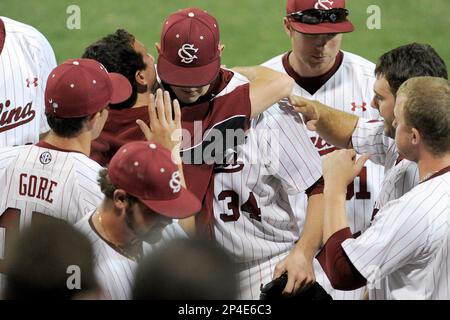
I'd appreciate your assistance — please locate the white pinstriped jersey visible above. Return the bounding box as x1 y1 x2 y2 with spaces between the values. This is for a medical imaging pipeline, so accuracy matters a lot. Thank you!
263 51 385 300
0 144 104 289
76 213 187 300
352 120 419 212
342 170 450 299
76 212 137 300
0 17 57 147
213 104 322 299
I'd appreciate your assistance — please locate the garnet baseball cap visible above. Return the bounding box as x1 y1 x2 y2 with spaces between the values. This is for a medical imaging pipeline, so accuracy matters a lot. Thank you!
45 58 132 118
157 8 221 87
286 0 354 34
108 141 201 219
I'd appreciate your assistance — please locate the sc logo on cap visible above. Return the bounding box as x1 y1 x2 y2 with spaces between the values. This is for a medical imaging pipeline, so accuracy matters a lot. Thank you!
315 0 334 10
169 171 181 193
178 44 199 64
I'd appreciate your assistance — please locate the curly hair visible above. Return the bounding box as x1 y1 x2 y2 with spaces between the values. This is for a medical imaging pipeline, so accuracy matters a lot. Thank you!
82 29 146 110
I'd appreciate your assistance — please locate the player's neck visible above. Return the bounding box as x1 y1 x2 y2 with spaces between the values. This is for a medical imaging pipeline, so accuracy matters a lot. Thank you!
417 152 450 182
289 53 336 78
43 131 92 156
93 206 142 260
132 92 151 109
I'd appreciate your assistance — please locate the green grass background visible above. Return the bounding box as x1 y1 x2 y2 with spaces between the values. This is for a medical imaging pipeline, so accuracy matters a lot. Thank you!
1 0 449 67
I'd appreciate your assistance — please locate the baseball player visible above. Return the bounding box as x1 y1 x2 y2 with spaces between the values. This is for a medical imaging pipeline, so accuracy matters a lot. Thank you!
156 8 295 237
82 29 158 167
213 104 324 299
0 58 131 289
317 77 450 299
0 16 57 147
76 95 202 298
292 43 447 220
258 0 384 300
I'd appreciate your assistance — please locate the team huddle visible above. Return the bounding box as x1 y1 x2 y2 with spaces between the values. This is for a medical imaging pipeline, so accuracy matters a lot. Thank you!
0 0 449 300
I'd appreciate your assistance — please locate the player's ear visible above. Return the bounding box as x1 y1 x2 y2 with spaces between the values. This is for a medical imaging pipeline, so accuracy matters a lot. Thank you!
218 44 225 57
112 189 128 209
155 43 162 54
411 127 421 146
135 69 146 86
87 112 101 129
283 17 292 36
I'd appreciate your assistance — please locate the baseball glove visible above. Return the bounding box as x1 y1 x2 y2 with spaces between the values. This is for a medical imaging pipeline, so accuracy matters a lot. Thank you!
260 272 332 301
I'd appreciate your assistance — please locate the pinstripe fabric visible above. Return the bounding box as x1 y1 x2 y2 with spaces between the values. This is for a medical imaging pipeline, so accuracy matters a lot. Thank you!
260 51 385 300
0 144 104 290
213 105 322 299
0 17 56 147
343 171 450 299
353 120 420 213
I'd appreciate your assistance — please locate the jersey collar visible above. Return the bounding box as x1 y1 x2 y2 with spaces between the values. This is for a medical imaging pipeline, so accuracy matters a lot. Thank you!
35 141 84 155
282 50 343 96
420 165 450 184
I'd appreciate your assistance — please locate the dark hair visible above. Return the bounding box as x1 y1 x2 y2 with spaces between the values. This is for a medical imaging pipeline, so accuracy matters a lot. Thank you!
132 236 238 300
46 113 90 138
82 29 146 110
375 43 448 96
98 168 138 204
4 218 97 299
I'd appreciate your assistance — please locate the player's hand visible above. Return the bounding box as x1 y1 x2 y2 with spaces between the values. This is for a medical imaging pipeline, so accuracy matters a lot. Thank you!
136 89 182 163
322 149 370 188
272 246 315 296
288 95 320 131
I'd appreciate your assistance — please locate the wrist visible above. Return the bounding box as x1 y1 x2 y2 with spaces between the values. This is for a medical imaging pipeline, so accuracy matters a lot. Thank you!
324 183 348 196
294 240 318 259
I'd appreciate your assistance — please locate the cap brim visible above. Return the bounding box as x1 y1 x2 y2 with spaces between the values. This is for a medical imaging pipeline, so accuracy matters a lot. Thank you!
290 20 354 34
108 72 132 104
157 55 220 87
140 187 201 219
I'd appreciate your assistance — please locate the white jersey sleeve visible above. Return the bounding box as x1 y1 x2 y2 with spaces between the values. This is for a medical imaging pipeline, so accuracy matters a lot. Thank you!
352 119 393 166
342 172 450 299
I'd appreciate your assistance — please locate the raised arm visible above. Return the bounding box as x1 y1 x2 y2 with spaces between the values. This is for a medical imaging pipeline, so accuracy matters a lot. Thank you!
232 66 295 119
289 95 359 149
136 89 196 235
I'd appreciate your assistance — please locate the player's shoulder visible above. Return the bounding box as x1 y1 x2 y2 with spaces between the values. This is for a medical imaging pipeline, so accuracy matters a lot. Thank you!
0 145 33 166
261 53 287 72
215 69 249 98
75 211 103 246
341 50 376 77
75 211 93 232
1 16 54 53
71 153 104 175
391 158 418 178
394 171 450 207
